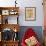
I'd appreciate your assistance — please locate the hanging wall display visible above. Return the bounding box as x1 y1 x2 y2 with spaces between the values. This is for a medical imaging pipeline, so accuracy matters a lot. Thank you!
25 7 36 21
2 10 9 15
0 32 1 41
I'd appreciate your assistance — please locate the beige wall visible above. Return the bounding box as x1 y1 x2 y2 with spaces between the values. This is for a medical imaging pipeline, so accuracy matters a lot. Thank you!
0 0 43 26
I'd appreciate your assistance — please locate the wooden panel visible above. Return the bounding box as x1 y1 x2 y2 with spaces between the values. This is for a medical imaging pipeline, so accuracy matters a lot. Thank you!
0 41 2 46
0 7 19 16
43 0 46 26
3 41 18 46
44 29 46 46
0 41 19 46
0 7 19 46
43 0 46 46
0 24 20 32
0 24 2 31
0 15 1 24
0 7 19 10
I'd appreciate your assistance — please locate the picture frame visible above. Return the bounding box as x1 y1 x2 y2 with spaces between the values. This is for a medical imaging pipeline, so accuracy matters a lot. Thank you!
25 7 36 21
9 10 18 15
2 10 9 15
0 32 1 41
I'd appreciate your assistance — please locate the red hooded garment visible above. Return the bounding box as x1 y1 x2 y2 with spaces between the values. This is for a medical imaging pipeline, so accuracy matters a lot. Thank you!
21 28 41 46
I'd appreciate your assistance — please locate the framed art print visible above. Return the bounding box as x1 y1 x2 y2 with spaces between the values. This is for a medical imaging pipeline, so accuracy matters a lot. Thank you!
2 10 9 15
0 32 1 41
25 7 36 21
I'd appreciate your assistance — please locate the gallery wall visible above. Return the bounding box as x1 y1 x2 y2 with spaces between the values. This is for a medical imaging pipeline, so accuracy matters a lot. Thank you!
0 0 44 26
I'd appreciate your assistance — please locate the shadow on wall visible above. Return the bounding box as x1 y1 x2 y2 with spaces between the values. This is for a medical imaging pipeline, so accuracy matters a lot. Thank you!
18 26 43 44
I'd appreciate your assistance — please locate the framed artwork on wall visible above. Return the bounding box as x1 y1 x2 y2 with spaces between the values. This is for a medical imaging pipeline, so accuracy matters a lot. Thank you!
2 10 9 15
0 32 1 41
25 7 36 21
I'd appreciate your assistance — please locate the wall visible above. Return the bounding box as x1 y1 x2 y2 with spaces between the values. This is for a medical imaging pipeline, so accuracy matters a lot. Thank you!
18 26 43 44
0 0 44 26
0 0 44 44
18 0 43 26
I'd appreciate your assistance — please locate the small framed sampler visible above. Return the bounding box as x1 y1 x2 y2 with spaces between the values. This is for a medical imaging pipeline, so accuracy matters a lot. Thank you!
25 7 36 21
0 32 1 41
2 10 9 15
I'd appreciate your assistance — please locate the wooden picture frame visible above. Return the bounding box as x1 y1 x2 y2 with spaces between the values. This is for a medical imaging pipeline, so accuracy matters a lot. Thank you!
25 7 36 21
0 32 1 41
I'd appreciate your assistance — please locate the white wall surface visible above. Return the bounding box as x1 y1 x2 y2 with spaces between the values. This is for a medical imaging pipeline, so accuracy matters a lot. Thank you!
0 0 43 26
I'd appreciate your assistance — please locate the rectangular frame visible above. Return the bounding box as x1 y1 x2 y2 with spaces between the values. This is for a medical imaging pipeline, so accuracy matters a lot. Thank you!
0 32 1 41
25 7 36 21
2 10 9 15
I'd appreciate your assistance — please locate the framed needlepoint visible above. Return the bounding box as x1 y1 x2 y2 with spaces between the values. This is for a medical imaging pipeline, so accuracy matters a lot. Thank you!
2 10 9 15
25 7 36 21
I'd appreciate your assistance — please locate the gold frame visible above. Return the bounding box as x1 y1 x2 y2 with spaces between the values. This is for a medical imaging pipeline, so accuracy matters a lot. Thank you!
0 32 1 41
25 7 36 21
